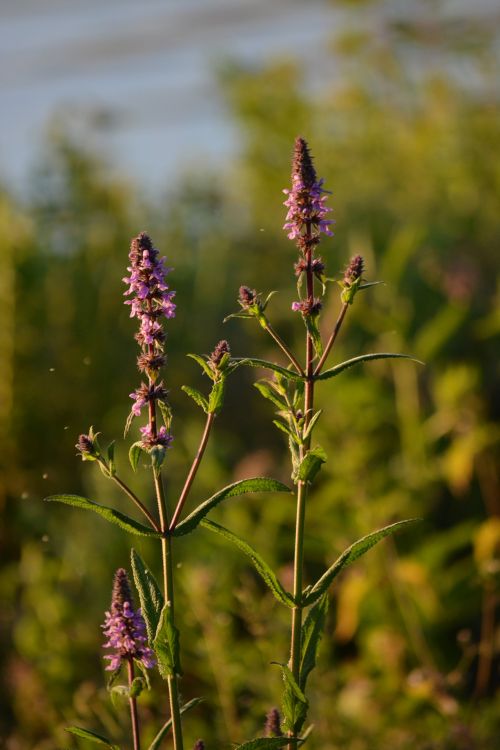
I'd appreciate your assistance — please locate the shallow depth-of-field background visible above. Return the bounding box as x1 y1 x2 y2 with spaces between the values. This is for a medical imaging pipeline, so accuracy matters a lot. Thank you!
1 2 500 748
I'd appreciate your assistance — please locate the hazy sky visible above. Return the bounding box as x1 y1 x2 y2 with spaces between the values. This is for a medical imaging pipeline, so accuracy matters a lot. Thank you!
0 0 340 195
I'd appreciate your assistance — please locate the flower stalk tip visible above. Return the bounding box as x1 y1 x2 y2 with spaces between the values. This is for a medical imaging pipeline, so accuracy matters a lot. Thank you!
102 568 155 673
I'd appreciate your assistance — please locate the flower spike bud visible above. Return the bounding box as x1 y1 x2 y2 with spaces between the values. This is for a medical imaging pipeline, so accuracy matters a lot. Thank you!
193 741 205 750
265 708 283 737
283 137 333 245
341 254 364 305
76 427 101 461
102 568 155 673
209 339 231 371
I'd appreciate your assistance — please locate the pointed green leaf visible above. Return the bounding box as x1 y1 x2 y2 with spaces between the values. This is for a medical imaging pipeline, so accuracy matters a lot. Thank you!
235 739 289 750
129 441 146 472
304 314 323 358
316 353 423 381
201 519 295 607
147 698 203 750
254 381 289 410
278 664 308 733
153 603 181 678
302 410 322 442
181 385 209 413
130 549 164 643
304 519 419 606
232 358 305 381
187 353 215 379
173 477 291 537
65 727 119 749
300 593 328 690
208 379 226 415
157 399 173 429
273 420 301 446
45 495 161 537
293 447 327 484
107 441 116 477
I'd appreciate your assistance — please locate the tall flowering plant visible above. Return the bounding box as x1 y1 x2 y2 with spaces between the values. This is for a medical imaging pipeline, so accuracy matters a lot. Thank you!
46 139 419 750
47 234 290 750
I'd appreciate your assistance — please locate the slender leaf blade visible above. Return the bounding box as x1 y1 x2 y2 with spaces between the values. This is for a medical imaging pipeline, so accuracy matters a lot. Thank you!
304 519 419 606
300 593 328 690
130 549 164 643
153 603 181 678
232 357 305 381
317 353 423 381
201 519 295 607
278 664 308 733
173 477 291 537
65 726 119 749
147 697 203 750
181 385 209 413
45 495 160 537
235 739 289 750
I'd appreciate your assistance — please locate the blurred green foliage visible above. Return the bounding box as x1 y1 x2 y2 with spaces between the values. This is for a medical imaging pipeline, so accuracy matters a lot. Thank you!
1 2 499 748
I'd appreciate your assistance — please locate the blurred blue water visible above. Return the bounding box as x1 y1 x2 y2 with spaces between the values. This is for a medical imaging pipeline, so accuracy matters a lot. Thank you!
0 0 340 196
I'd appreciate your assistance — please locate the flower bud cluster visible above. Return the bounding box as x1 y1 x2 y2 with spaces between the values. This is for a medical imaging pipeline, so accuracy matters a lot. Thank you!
124 233 174 450
285 138 333 316
102 568 155 672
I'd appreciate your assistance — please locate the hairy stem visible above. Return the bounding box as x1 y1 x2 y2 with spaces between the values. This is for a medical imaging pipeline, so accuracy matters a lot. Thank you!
169 412 215 532
127 658 141 750
314 301 348 376
264 322 305 376
149 395 184 750
108 469 160 531
288 235 316 750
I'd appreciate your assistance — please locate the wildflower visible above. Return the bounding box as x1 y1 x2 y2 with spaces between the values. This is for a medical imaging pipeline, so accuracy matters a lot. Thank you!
75 428 100 460
193 741 205 750
291 298 323 315
139 424 173 450
265 708 283 737
209 340 230 370
129 382 168 418
238 285 257 308
343 254 364 287
283 137 333 243
102 568 155 672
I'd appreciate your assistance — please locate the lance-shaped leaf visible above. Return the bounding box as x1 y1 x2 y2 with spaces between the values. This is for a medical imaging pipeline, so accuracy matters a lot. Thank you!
235 739 290 750
173 477 291 537
201 519 295 607
300 593 328 690
303 519 419 606
232 357 305 382
187 352 215 379
130 549 164 643
293 446 327 484
153 602 181 678
65 727 119 749
316 353 423 381
278 664 308 734
129 441 146 472
255 381 289 410
45 495 160 537
182 385 209 413
147 697 203 750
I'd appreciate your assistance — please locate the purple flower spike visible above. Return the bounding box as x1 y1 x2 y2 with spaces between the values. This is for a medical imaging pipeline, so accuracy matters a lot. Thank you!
102 568 155 673
283 137 333 245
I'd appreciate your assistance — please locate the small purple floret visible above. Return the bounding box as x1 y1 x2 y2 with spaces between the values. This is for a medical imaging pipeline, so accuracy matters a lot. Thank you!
102 568 155 672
